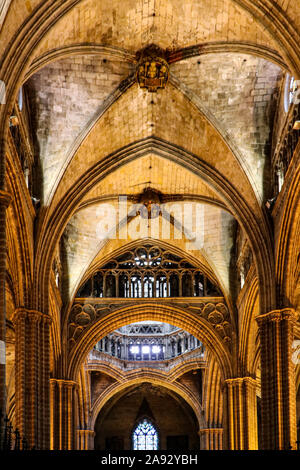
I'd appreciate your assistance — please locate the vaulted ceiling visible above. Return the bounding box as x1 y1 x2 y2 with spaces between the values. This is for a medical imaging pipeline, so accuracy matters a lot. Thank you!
5 0 298 306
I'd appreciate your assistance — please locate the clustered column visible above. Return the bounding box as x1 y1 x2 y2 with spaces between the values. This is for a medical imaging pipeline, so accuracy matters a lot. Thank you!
50 379 77 450
77 430 95 450
12 308 51 449
257 308 297 450
224 377 257 450
199 429 223 450
0 189 11 415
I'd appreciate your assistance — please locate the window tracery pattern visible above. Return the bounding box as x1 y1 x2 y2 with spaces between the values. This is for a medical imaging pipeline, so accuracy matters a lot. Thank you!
132 419 158 450
77 245 221 298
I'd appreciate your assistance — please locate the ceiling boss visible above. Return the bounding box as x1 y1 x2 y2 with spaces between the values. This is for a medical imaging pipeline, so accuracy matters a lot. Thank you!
136 45 169 92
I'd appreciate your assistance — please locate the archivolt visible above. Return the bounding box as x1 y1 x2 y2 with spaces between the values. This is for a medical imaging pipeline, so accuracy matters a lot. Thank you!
67 302 233 382
87 358 208 386
89 375 205 431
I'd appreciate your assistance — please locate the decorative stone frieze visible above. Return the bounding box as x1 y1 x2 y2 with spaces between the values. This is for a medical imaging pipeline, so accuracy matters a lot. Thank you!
67 298 232 351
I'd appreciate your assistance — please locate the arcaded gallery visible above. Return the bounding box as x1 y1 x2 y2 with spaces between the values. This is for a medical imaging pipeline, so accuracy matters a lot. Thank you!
0 0 299 452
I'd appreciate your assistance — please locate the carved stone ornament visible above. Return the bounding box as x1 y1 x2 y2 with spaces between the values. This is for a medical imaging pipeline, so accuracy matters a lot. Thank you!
136 44 169 92
67 299 233 352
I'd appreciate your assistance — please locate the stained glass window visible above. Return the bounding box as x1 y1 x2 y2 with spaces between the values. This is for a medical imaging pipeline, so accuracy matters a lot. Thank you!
133 419 159 450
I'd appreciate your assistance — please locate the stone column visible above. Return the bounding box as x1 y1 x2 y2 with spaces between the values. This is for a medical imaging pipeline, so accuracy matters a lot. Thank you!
50 379 77 450
77 430 95 450
199 428 223 450
224 377 258 450
256 309 297 450
12 308 51 449
0 190 11 415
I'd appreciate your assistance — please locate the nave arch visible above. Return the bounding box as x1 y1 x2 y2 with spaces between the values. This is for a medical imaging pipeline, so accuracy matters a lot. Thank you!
66 303 233 382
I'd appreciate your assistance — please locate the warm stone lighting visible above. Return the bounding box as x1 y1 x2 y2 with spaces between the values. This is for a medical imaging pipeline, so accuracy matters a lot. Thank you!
293 120 300 130
136 44 169 92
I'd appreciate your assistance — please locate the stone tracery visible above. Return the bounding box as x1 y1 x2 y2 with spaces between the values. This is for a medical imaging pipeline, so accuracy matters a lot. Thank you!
0 0 299 453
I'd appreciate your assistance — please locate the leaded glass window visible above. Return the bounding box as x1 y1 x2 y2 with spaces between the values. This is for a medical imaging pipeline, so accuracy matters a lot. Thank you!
132 419 158 450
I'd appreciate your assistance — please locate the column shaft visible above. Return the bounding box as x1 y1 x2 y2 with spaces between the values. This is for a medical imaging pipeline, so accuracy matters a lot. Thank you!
257 309 297 449
50 379 77 450
224 377 258 450
12 308 51 449
0 190 11 415
199 429 223 450
77 430 95 450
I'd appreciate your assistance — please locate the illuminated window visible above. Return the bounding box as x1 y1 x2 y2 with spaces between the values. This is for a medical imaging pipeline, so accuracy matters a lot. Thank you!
130 345 139 354
284 74 296 112
76 244 222 299
18 87 23 111
142 345 150 354
152 345 161 354
132 419 158 450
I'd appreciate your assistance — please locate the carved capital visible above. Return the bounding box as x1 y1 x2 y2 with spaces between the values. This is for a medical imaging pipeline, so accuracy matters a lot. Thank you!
225 377 256 388
198 428 223 435
12 308 52 326
256 308 296 327
50 378 78 390
27 311 42 324
12 308 28 325
78 430 95 436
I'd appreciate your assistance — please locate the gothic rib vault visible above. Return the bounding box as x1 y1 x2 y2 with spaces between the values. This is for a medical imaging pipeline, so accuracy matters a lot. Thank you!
0 0 299 451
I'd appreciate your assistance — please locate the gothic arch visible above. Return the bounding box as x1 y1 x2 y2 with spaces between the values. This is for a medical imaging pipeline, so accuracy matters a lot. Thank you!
66 302 233 383
34 138 275 316
24 41 287 84
275 147 300 307
70 238 226 306
89 376 206 432
239 275 260 377
86 357 207 384
5 150 34 307
0 0 299 192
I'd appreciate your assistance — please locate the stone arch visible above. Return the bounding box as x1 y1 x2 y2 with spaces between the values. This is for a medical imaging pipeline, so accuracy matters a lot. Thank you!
70 237 226 305
67 302 233 382
0 0 299 190
24 41 288 83
35 138 275 316
89 375 206 433
239 274 259 376
5 151 34 307
275 152 300 307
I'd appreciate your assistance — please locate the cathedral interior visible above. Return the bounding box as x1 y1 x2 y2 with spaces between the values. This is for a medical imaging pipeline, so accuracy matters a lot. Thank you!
0 0 300 451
